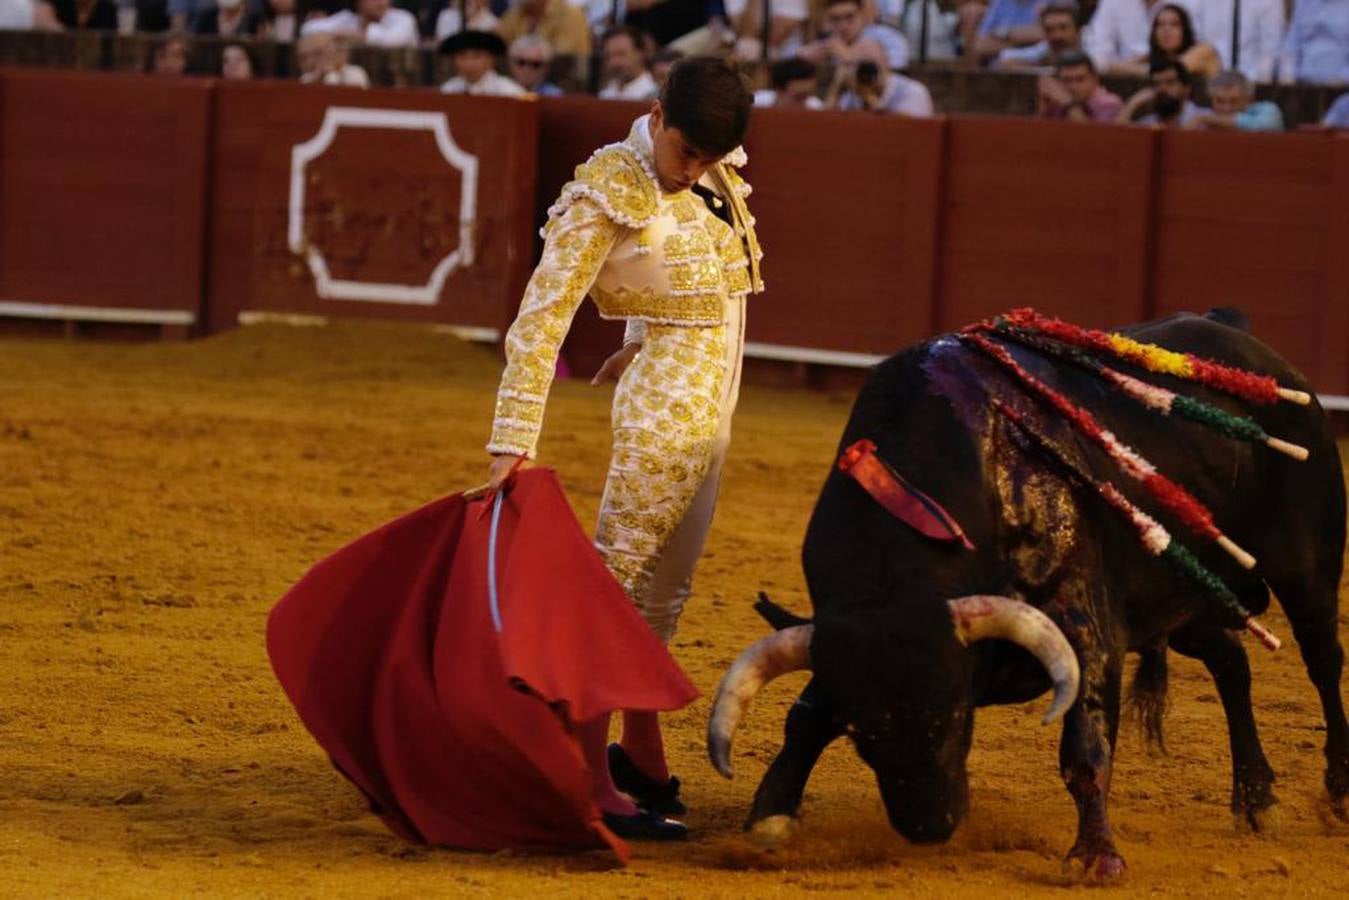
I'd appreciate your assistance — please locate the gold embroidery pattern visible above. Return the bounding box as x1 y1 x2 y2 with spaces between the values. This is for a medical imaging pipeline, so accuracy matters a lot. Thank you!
548 145 660 229
595 323 728 632
487 198 619 458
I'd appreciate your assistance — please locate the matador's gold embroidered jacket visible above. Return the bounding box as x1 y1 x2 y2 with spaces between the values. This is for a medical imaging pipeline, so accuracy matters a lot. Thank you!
487 117 765 459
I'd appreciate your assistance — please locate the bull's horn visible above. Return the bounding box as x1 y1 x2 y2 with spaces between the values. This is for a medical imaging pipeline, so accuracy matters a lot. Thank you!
707 624 813 779
947 595 1080 725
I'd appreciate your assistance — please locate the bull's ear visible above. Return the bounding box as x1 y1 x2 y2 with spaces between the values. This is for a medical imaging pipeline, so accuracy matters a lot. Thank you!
947 595 1080 724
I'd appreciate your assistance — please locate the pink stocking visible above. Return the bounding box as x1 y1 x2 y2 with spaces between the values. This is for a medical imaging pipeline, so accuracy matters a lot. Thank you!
578 714 638 816
620 710 671 782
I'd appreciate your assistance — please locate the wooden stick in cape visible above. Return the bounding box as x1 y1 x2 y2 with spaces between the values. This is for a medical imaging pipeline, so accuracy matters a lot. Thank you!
991 398 1280 651
996 308 1312 407
978 323 1309 462
961 331 1258 570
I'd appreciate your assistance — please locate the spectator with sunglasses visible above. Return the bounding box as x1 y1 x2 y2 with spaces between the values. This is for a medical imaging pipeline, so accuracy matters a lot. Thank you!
509 34 564 96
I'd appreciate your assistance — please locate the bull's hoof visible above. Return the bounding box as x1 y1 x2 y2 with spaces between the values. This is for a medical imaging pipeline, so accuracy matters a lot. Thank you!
748 814 799 849
1326 765 1349 822
1233 798 1284 836
1064 848 1127 882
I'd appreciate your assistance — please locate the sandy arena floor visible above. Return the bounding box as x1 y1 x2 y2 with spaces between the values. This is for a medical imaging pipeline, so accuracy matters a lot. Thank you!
1 322 1347 897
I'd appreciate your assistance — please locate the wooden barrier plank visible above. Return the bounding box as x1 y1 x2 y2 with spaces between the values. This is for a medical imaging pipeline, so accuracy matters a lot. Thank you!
1152 130 1345 394
0 68 210 323
219 82 538 334
936 117 1154 332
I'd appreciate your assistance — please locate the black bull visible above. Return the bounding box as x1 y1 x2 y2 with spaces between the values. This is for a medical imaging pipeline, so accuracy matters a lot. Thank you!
707 312 1348 877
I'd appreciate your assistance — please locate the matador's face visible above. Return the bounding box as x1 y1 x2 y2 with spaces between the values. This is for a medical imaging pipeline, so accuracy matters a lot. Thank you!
648 102 721 195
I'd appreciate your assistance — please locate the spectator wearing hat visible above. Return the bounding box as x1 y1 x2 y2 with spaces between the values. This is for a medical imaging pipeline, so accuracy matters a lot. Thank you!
497 0 591 58
441 29 526 96
598 25 658 101
300 0 419 48
509 34 564 96
1184 69 1284 131
1037 50 1124 121
996 1 1083 71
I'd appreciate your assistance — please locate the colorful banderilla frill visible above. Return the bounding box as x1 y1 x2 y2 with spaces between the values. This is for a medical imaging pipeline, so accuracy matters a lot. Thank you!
997 308 1312 407
974 322 1310 462
960 331 1257 570
991 399 1281 652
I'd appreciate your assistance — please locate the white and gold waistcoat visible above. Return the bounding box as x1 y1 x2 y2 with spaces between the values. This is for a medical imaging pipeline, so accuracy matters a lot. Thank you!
487 116 765 459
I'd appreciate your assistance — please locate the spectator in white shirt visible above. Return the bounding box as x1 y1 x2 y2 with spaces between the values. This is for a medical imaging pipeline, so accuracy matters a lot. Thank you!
598 25 659 101
300 0 419 48
0 0 61 29
1185 0 1283 83
1085 0 1179 74
440 29 527 96
667 0 810 61
297 31 372 87
435 0 499 42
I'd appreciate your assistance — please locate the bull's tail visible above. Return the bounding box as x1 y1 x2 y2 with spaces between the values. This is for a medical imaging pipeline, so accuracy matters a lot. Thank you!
1129 641 1170 754
754 592 812 631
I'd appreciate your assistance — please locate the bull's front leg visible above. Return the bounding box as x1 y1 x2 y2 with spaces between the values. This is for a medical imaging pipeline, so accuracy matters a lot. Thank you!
745 678 845 846
1059 638 1125 880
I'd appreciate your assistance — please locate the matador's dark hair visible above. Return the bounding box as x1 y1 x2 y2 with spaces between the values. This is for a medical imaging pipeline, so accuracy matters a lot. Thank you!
659 56 753 160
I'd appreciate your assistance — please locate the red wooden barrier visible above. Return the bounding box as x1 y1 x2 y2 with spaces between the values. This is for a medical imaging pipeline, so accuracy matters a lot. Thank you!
936 117 1156 333
1152 129 1349 394
0 68 211 331
205 81 539 337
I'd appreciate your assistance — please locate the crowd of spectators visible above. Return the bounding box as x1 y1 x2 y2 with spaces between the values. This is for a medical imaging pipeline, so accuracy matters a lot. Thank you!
0 0 1345 128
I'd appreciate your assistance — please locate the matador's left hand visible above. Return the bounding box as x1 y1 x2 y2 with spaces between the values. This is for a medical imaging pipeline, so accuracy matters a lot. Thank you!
591 343 641 386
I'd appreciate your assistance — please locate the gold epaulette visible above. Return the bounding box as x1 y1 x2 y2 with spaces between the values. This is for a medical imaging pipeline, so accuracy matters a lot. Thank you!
545 144 660 232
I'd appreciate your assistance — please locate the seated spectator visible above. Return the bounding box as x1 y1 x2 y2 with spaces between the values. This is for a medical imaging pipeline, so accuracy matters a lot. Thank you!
51 0 119 30
435 0 497 41
264 0 297 41
194 0 265 36
0 0 62 29
1324 93 1349 129
802 0 910 72
508 34 563 95
1278 0 1349 85
598 25 658 101
753 56 825 109
1037 50 1123 121
134 0 171 32
301 0 419 48
297 31 371 85
168 0 212 32
220 41 255 78
1147 4 1220 79
1085 0 1169 75
971 0 1044 66
440 29 526 95
996 0 1082 71
497 0 591 58
669 0 809 62
1119 58 1210 126
650 47 682 89
148 35 188 74
1184 69 1284 130
827 44 933 115
1187 0 1284 82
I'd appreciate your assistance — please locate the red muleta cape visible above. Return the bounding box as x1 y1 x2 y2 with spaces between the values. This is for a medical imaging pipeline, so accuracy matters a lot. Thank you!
266 469 699 860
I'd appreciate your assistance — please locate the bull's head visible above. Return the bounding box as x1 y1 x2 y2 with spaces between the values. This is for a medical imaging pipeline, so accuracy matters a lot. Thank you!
707 595 1079 843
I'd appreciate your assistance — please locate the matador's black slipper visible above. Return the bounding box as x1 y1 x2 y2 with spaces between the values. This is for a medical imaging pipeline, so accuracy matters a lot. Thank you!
608 743 687 817
601 808 689 841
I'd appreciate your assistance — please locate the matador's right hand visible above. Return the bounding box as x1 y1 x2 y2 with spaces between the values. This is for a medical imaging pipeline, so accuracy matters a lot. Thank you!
488 454 531 491
591 343 641 386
